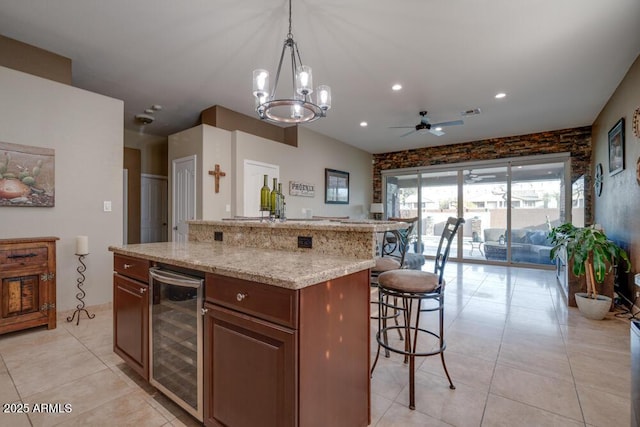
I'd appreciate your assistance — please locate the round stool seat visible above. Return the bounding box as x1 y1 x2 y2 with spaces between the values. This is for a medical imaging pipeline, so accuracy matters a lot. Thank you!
378 269 444 293
372 256 402 273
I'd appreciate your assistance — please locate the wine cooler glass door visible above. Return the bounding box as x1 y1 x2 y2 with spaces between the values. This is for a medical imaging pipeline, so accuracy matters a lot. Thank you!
149 267 203 422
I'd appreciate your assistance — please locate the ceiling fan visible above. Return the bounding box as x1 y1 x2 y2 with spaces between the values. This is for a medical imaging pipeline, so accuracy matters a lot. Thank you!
391 111 463 137
464 169 497 183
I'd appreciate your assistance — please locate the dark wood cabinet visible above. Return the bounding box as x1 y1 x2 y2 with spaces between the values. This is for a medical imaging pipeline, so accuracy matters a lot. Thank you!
204 303 297 427
113 254 150 379
0 237 58 335
204 270 370 427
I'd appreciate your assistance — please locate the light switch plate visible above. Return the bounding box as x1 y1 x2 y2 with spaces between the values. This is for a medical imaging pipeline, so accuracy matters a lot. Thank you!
103 201 112 212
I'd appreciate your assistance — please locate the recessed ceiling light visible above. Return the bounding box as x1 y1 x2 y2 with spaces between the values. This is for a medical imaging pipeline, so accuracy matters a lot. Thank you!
391 84 402 91
495 92 506 99
434 127 443 132
360 121 368 127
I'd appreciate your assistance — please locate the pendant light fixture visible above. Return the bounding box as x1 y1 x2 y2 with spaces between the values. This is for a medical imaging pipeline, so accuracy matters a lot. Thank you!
253 0 331 124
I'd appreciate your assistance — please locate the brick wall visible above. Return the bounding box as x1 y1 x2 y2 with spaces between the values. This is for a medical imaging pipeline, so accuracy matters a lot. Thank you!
373 126 592 223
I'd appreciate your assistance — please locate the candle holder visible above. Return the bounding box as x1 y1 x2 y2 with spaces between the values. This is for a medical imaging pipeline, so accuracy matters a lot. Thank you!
66 254 95 325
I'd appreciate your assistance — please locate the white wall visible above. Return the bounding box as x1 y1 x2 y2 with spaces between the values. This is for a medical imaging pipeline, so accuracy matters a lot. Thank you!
233 126 373 219
168 125 233 227
169 123 373 222
202 126 233 219
0 66 123 311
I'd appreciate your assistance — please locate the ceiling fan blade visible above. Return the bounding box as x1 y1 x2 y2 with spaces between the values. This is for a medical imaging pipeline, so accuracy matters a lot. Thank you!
429 128 445 136
389 126 414 129
431 119 464 127
400 129 416 137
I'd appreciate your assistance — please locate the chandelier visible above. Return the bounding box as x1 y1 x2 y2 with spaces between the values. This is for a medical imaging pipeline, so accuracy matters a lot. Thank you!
252 0 331 124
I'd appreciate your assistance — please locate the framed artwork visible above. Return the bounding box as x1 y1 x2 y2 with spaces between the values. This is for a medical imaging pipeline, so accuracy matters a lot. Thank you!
608 118 624 176
0 141 55 207
325 168 349 204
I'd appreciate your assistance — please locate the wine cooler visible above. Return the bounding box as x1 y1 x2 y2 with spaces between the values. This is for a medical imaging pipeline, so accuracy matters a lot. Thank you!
149 267 204 421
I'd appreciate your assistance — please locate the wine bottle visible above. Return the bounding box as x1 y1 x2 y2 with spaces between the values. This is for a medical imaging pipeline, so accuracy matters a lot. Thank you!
277 183 285 219
260 174 270 211
270 178 278 217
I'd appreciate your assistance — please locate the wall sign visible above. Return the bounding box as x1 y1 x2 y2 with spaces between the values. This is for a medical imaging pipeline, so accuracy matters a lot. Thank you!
289 181 315 197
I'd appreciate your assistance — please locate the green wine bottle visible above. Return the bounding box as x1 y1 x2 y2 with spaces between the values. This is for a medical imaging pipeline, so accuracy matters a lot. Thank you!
270 178 278 217
260 174 270 211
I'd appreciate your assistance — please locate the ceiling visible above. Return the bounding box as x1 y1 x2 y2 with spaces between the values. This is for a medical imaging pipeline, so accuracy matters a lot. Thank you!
1 0 639 154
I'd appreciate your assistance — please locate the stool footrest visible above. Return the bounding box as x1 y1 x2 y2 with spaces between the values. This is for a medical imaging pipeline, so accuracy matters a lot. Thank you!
376 326 446 357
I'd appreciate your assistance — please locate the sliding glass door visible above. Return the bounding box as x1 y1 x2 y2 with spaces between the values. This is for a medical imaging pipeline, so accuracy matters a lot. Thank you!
462 166 508 262
381 154 571 267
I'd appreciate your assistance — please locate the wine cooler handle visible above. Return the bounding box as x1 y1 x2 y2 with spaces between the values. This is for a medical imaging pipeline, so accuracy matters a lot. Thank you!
236 292 248 302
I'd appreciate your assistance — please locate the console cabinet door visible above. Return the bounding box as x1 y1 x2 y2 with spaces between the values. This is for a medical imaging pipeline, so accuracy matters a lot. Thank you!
204 303 297 427
113 274 149 379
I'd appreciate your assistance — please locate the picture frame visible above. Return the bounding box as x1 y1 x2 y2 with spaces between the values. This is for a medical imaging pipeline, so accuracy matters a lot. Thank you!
608 118 625 176
0 141 55 207
325 168 349 204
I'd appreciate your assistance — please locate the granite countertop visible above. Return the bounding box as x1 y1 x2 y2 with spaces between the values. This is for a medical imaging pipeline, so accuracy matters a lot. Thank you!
109 241 374 290
189 219 407 232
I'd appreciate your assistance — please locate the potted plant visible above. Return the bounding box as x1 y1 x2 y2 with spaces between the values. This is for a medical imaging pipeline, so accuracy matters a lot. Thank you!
549 223 631 320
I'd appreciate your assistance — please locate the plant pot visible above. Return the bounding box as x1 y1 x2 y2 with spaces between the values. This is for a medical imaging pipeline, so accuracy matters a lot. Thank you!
574 292 612 320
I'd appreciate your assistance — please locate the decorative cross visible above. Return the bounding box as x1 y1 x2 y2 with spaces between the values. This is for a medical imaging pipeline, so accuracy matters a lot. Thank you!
208 164 226 193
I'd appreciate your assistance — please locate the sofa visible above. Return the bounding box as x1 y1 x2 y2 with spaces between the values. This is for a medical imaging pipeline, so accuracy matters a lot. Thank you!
483 228 554 265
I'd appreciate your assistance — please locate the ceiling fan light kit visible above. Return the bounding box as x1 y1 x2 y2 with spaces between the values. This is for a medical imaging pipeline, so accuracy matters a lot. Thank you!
252 0 330 124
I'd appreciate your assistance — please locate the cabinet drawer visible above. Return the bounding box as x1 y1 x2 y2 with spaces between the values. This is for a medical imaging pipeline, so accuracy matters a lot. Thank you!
206 274 298 329
114 255 150 283
0 247 48 270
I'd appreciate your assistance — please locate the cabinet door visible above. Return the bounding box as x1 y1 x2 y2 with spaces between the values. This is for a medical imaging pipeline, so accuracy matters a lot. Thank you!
113 274 149 379
204 303 297 427
0 274 48 333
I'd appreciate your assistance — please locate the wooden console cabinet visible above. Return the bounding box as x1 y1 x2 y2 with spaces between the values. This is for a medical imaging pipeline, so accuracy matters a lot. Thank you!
0 237 58 335
113 254 150 379
204 270 370 427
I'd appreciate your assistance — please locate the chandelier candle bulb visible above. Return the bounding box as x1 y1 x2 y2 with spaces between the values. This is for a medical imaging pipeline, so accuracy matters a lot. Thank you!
75 235 89 255
317 85 331 110
296 66 313 95
253 69 269 97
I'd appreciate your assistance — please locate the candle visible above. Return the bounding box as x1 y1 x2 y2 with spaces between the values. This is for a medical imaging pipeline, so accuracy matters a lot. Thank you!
76 235 89 255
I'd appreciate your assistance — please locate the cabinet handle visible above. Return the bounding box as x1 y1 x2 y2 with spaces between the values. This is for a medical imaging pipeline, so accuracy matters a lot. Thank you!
8 253 37 259
236 292 248 302
201 308 209 315
139 287 147 294
123 263 133 269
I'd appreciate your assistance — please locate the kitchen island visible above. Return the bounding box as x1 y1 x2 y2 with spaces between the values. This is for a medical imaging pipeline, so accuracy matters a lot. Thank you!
109 219 407 426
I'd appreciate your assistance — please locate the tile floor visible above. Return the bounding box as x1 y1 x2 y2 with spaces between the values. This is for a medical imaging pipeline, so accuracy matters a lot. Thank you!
0 263 632 426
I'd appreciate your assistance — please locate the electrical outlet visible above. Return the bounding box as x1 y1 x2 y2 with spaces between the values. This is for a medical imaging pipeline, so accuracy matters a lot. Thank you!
214 231 223 241
298 236 312 249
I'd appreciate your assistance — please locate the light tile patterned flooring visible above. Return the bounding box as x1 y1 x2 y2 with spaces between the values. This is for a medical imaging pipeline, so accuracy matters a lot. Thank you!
0 263 632 426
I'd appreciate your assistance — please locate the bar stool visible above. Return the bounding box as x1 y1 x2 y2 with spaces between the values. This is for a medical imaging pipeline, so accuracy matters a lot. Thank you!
370 227 409 354
371 216 464 410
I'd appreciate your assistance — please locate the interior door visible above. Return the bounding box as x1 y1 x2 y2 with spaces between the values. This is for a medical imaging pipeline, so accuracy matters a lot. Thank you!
243 160 278 217
172 155 196 243
141 175 168 243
